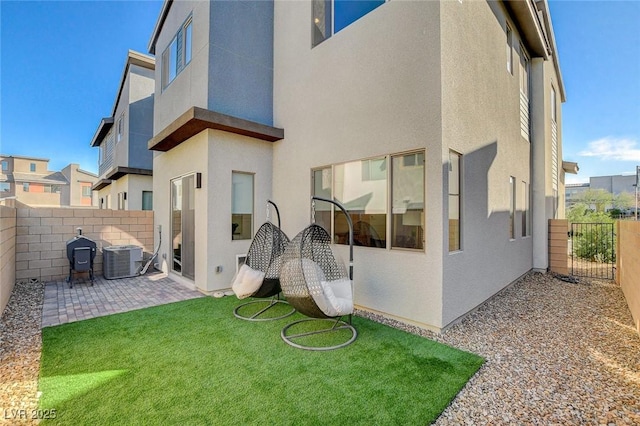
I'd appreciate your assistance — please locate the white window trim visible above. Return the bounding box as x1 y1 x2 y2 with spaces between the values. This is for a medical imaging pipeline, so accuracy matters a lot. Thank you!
162 15 193 90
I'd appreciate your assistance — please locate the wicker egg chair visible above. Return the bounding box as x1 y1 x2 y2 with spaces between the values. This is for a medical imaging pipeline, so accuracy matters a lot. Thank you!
279 196 357 350
232 201 295 321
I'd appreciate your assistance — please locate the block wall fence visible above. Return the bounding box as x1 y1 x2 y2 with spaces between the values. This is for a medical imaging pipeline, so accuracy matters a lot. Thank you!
1 205 17 315
616 220 640 335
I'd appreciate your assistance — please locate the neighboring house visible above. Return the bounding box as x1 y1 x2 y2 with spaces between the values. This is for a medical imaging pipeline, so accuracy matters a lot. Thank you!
0 155 97 207
146 0 575 332
91 50 155 211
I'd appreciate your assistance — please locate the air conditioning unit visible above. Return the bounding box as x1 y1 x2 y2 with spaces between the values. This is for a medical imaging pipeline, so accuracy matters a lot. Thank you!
103 245 143 279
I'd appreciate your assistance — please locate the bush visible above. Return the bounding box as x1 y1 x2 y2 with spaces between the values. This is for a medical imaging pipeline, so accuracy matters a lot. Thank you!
572 224 615 263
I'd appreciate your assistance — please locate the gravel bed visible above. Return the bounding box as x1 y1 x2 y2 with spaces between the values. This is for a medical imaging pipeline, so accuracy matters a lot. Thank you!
2 273 639 424
0 281 44 425
359 272 640 425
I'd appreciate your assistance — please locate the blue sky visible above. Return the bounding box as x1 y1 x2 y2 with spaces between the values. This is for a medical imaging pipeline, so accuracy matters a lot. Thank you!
1 0 639 183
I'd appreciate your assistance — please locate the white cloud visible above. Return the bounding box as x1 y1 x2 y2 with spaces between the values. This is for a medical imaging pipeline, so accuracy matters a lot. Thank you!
578 137 640 161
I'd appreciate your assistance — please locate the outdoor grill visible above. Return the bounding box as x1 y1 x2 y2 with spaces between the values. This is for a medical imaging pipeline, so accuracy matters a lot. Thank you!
66 228 97 288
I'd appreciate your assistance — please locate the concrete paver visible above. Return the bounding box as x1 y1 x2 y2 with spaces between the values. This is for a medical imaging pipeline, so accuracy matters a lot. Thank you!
42 272 204 327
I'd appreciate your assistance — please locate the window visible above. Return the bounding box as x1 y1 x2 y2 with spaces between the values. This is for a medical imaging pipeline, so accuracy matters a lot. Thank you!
509 177 516 239
30 163 36 172
232 172 253 240
312 150 425 251
82 185 92 197
1 161 7 172
506 24 513 74
335 157 387 248
392 152 424 250
162 16 193 88
0 182 9 192
116 113 124 143
312 168 333 232
312 0 385 47
142 191 153 211
522 181 529 237
117 192 126 210
23 182 30 192
448 151 461 251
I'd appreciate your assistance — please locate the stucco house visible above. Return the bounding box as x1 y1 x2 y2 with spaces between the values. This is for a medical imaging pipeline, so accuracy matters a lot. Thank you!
91 50 155 211
146 0 574 332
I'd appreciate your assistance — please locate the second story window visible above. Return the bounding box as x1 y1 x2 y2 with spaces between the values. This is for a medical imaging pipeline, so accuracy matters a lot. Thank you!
1 160 8 172
116 113 124 143
162 16 193 89
30 163 36 172
312 0 385 47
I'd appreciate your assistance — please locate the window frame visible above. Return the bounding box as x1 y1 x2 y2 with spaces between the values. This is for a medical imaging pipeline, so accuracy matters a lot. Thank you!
1 161 7 172
231 171 254 241
448 150 462 252
311 149 425 252
506 24 513 74
162 15 193 90
509 176 516 240
116 113 124 143
30 163 36 172
312 0 386 48
23 182 30 192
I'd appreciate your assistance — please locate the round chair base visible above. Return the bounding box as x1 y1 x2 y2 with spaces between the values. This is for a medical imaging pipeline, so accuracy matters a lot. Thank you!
281 318 357 351
233 298 296 321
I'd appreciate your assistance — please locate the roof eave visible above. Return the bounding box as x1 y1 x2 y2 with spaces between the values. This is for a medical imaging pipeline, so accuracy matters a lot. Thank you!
504 0 550 59
148 107 285 152
148 0 173 55
90 118 114 147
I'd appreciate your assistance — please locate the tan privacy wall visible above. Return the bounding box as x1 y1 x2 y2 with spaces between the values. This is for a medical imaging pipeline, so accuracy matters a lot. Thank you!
15 208 154 283
1 205 17 315
549 219 569 275
616 221 640 334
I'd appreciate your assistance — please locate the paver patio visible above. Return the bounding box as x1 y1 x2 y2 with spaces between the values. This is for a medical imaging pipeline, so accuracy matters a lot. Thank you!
42 272 204 327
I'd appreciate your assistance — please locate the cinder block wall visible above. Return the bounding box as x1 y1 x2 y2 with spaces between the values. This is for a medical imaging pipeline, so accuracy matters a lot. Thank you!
548 219 569 275
16 208 154 283
616 221 640 335
1 205 17 315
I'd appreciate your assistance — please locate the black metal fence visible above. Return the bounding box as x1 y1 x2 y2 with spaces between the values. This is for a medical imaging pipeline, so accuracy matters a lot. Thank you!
569 222 615 279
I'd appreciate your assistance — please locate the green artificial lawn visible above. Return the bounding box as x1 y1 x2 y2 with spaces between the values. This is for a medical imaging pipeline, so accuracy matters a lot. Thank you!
39 297 483 425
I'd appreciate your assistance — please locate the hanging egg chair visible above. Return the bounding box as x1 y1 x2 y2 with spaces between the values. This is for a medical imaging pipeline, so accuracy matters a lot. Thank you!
279 196 357 350
232 200 295 321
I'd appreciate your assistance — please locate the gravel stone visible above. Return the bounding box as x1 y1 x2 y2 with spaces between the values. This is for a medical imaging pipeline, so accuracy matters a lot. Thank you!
358 272 640 425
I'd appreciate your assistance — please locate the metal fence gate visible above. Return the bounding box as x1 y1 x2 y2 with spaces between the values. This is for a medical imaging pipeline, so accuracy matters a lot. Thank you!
569 222 615 279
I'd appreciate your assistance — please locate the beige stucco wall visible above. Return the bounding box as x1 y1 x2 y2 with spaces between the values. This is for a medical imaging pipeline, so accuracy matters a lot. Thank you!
1 205 16 315
153 129 273 293
439 0 534 327
273 0 444 330
616 221 640 335
96 175 153 211
15 207 153 282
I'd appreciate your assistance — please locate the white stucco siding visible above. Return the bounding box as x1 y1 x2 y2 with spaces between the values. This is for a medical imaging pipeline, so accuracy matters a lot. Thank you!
153 0 210 134
153 131 210 291
440 0 533 327
152 129 273 293
206 130 274 292
273 0 444 329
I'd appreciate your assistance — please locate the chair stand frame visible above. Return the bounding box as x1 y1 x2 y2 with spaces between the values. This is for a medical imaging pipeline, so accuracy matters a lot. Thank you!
281 316 357 351
233 296 295 322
